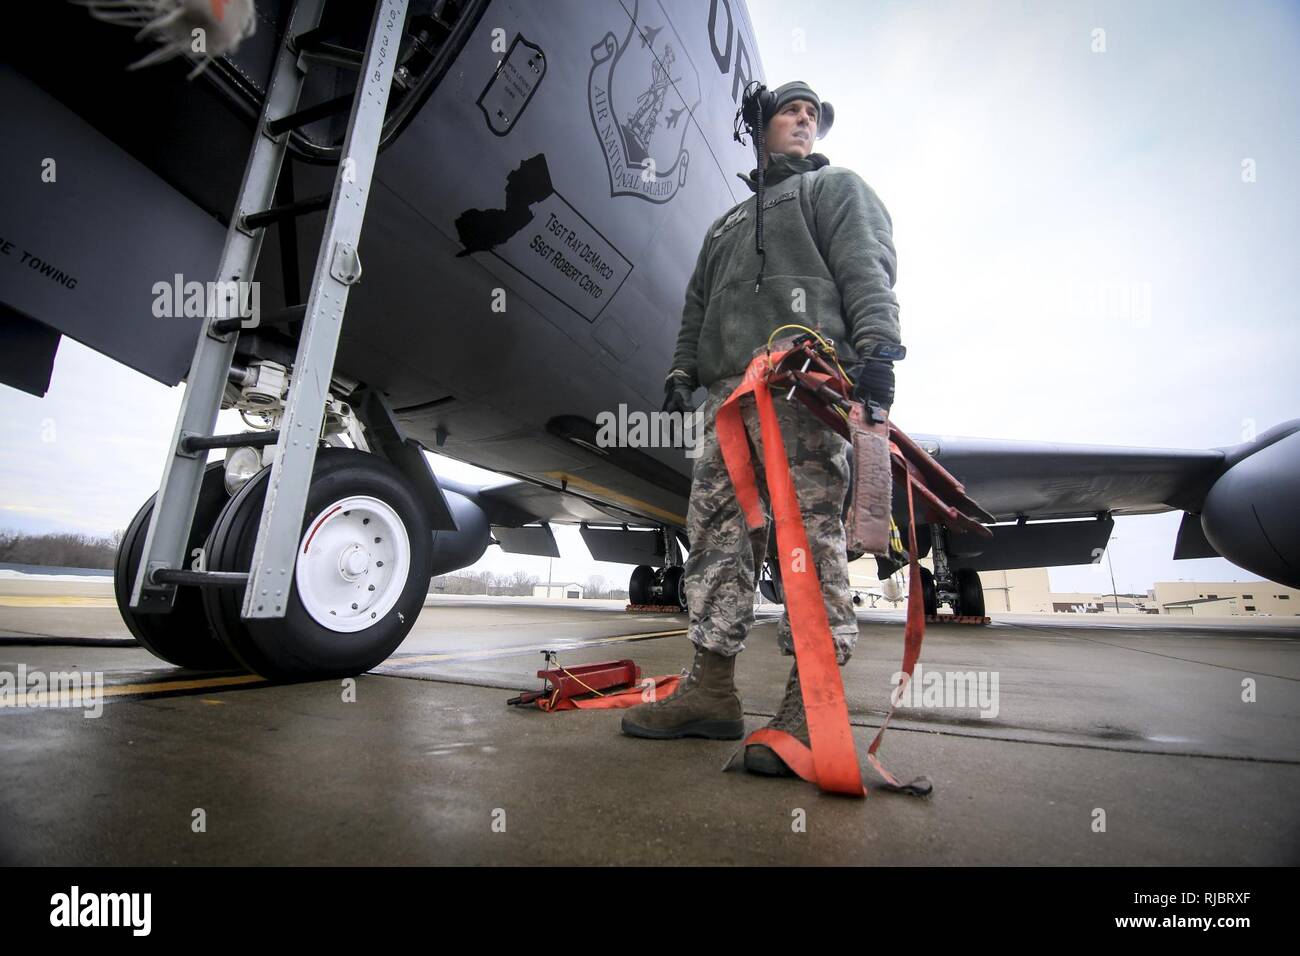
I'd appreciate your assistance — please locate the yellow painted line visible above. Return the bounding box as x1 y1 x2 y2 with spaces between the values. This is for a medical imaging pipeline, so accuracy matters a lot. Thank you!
382 628 688 667
95 674 267 697
1 629 690 707
542 471 686 526
0 596 117 608
0 673 266 709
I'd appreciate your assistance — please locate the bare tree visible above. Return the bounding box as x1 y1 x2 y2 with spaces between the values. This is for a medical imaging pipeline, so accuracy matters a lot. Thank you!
432 568 541 596
506 569 539 595
0 530 120 570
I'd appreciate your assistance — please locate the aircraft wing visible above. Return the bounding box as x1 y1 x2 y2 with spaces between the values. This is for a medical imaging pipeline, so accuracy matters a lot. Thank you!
918 433 1226 522
913 421 1300 586
430 419 1298 586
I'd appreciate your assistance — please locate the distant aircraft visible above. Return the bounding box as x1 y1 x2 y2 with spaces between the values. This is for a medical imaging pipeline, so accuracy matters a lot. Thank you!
1 0 1294 680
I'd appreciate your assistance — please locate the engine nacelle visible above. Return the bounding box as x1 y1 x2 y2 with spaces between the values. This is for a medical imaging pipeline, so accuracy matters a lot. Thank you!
429 491 492 577
1201 430 1300 588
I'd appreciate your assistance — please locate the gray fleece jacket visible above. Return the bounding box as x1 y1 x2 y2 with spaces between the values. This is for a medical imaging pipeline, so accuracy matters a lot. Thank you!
669 152 902 390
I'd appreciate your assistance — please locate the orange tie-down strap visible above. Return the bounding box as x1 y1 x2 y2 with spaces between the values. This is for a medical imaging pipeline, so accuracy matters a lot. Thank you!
717 346 932 797
536 674 683 712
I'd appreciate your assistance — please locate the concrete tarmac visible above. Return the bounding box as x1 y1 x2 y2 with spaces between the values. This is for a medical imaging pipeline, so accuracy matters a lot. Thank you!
1 579 1298 865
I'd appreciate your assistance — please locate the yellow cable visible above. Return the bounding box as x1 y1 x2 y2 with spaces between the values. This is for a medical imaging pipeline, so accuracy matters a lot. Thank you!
766 322 832 352
764 323 857 390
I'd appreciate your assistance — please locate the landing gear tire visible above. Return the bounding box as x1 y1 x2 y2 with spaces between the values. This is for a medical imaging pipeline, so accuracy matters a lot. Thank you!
113 462 243 670
954 567 986 618
758 562 785 605
662 565 686 610
202 449 432 681
917 565 937 617
629 565 653 606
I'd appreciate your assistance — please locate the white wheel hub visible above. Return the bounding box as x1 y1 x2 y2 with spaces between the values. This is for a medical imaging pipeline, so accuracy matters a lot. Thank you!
295 495 411 633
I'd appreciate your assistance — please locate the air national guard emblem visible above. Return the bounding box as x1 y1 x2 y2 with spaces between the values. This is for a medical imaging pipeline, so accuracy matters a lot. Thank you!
588 1 700 203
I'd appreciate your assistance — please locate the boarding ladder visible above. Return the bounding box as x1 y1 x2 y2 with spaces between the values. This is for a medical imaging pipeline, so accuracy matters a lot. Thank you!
129 0 411 619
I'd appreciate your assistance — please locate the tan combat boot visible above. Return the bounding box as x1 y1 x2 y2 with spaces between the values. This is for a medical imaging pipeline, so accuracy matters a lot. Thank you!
744 661 807 776
621 645 745 740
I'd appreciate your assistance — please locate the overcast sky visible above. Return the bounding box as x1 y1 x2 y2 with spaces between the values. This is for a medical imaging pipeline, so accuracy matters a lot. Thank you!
2 0 1297 596
739 0 1300 592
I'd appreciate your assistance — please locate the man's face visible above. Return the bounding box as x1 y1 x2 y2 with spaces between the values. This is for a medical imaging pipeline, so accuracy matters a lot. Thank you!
764 98 818 163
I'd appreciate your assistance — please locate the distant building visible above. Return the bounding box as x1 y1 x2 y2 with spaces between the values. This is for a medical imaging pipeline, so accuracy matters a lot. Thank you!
532 583 585 600
844 558 1300 617
1162 596 1239 616
1050 592 1156 614
973 568 1057 613
846 559 1059 613
1152 581 1298 616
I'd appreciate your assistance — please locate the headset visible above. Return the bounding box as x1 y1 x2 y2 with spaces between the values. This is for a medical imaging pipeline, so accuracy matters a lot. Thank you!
732 81 773 178
734 83 775 144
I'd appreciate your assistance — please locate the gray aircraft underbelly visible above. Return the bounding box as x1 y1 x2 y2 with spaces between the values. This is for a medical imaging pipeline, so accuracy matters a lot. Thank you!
313 0 766 524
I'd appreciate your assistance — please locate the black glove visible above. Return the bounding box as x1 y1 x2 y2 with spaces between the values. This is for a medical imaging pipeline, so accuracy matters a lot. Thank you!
663 370 697 414
847 359 895 411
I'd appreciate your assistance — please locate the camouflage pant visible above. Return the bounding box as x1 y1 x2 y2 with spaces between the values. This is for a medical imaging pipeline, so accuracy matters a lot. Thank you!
684 373 859 664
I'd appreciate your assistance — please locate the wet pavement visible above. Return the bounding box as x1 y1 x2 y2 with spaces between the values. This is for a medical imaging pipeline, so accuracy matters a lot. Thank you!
2 581 1298 865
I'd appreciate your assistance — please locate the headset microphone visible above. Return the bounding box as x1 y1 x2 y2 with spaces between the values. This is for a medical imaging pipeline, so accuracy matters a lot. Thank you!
733 82 772 290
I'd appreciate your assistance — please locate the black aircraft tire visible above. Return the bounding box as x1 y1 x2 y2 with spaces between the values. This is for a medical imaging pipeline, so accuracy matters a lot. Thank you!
203 449 432 681
955 567 986 618
662 565 687 610
113 463 243 670
629 565 654 606
918 565 937 617
758 563 785 605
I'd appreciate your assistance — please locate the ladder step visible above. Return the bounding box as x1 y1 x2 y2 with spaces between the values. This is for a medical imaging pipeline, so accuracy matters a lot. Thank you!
292 27 365 69
150 570 249 588
181 431 281 454
267 93 355 137
241 194 330 231
212 304 308 335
